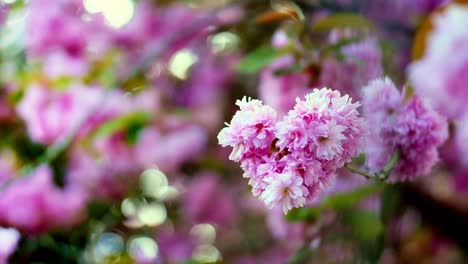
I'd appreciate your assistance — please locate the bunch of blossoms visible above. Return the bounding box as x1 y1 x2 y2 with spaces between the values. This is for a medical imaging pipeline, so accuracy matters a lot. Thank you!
410 5 468 172
409 4 468 120
362 78 448 182
218 88 364 213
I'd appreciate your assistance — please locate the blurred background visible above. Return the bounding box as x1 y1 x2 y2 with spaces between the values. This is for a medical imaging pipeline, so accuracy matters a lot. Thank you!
0 0 467 263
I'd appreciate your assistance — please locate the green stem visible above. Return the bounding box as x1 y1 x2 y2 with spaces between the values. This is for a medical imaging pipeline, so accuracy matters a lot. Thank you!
377 150 401 180
345 150 401 181
344 163 375 179
287 243 313 264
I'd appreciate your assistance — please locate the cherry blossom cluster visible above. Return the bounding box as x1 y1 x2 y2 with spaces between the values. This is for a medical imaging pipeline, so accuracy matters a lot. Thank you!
362 78 448 182
410 5 468 173
218 88 364 213
409 5 468 120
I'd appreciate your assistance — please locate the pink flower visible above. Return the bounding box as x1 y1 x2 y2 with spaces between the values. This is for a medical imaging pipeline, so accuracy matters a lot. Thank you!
16 84 102 145
218 97 277 161
26 0 110 58
391 96 448 181
277 88 364 167
362 78 402 169
42 51 90 78
314 120 347 160
66 133 141 200
362 77 448 182
218 88 364 212
260 171 308 214
0 228 20 264
0 166 87 234
409 5 468 119
114 1 206 61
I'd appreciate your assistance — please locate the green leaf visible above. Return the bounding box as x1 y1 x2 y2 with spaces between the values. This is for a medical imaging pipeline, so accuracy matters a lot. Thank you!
287 245 313 264
344 210 383 242
183 261 203 264
92 111 151 139
287 183 383 222
287 206 322 222
236 46 284 74
312 13 375 31
343 209 385 262
380 184 401 225
323 183 383 210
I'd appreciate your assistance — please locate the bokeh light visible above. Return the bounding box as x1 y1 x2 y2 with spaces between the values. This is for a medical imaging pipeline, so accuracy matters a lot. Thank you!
137 203 167 227
127 236 159 261
83 0 134 28
168 49 198 80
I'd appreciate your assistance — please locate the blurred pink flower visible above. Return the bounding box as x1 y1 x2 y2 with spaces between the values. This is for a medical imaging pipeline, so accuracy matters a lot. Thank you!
0 166 87 234
362 77 448 182
114 1 204 58
66 133 141 200
26 0 110 58
409 5 468 119
42 51 90 78
183 173 235 228
16 84 102 145
0 227 20 264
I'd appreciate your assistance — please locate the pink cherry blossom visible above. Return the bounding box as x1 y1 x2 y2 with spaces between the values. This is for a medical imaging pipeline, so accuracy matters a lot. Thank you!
409 5 468 119
362 77 448 182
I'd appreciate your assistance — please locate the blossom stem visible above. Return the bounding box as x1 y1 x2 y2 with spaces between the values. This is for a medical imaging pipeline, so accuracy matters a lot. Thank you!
377 150 401 180
344 163 375 179
345 150 401 181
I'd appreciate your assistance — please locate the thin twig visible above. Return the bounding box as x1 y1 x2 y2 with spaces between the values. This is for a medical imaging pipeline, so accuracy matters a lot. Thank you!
345 150 401 181
344 163 375 179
